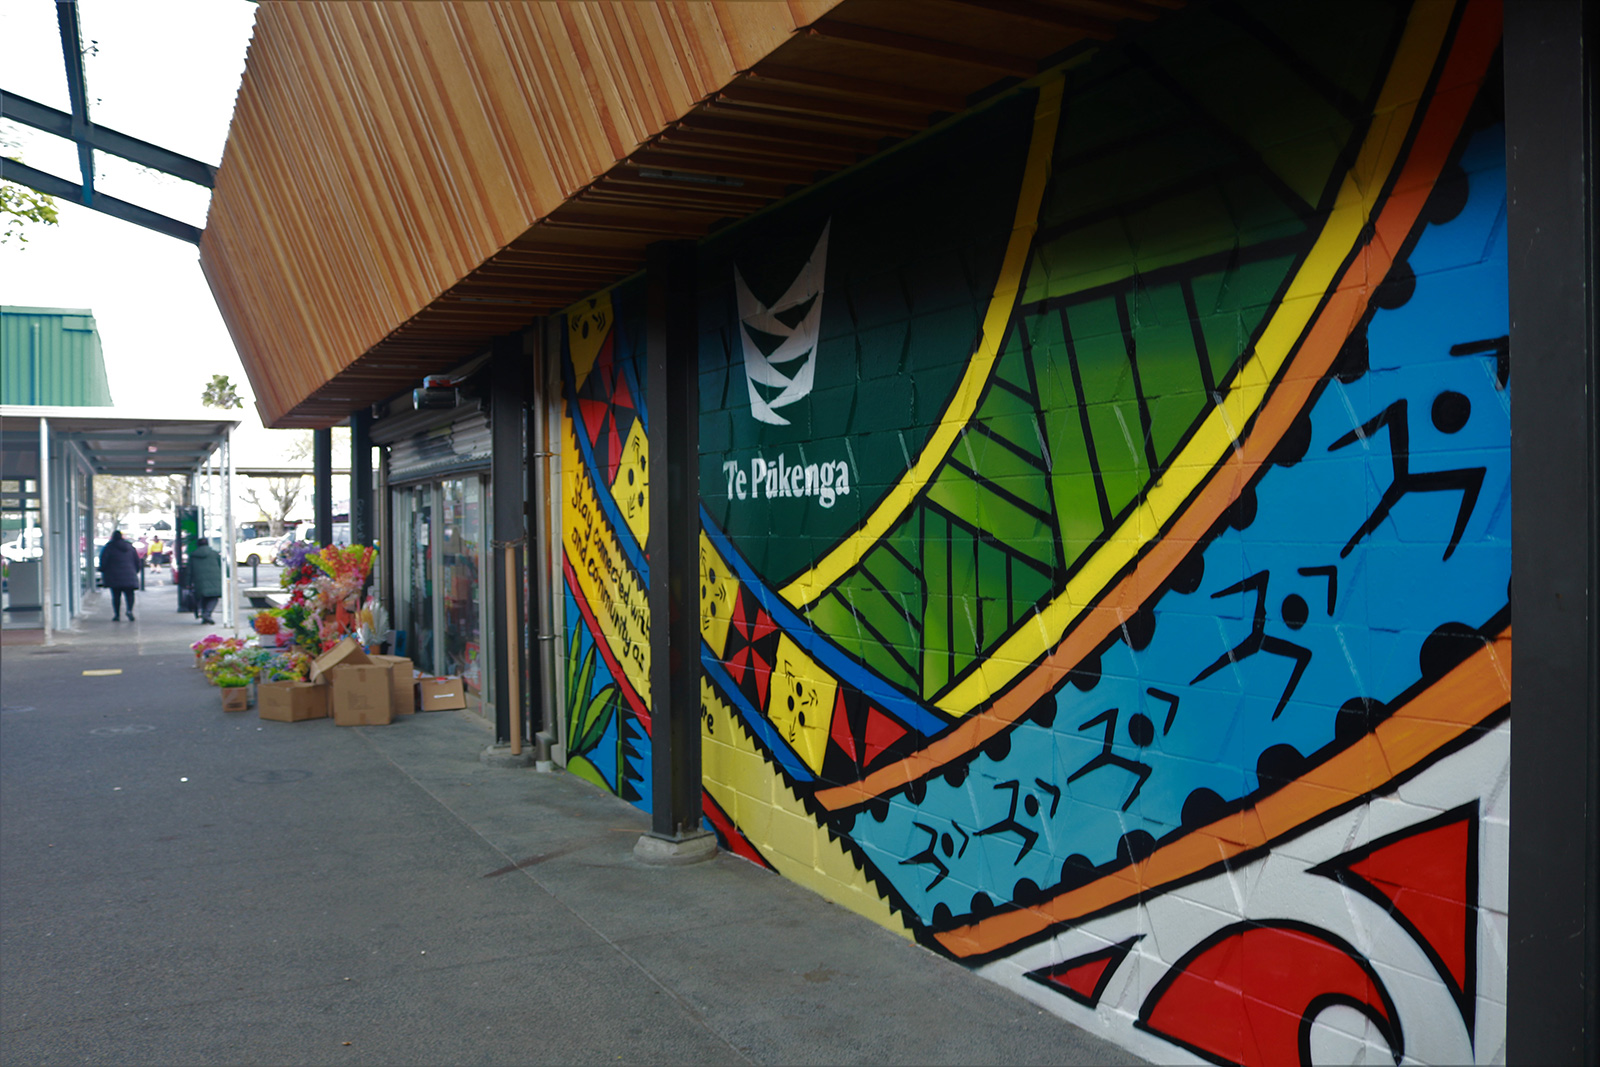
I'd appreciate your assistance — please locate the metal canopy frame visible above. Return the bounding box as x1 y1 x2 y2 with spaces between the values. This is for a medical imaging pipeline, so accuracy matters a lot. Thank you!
0 1 216 244
0 406 238 477
1 404 243 638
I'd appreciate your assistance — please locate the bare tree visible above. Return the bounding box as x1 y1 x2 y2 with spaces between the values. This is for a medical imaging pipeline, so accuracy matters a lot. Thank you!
241 431 313 536
95 474 188 535
243 477 306 537
95 477 138 533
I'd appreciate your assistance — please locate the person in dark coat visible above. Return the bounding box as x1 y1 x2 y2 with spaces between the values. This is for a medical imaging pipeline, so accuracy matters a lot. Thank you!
189 537 225 625
99 530 143 622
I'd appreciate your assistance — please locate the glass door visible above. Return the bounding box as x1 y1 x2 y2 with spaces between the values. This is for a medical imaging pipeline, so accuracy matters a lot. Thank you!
395 484 435 673
440 476 489 711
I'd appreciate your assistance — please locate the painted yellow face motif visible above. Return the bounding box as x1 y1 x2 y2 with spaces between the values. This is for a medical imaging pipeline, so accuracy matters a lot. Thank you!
766 635 837 773
567 293 613 389
699 532 739 659
610 419 649 546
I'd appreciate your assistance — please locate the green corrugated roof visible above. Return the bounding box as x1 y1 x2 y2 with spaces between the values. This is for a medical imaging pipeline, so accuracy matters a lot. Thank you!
0 306 115 407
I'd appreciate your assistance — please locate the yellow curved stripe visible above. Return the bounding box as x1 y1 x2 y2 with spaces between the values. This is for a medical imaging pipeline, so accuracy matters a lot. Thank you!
934 1 1453 715
776 75 1066 607
700 679 911 938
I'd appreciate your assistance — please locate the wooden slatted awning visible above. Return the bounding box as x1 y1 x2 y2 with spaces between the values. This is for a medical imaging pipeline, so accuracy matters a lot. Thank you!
200 0 1182 429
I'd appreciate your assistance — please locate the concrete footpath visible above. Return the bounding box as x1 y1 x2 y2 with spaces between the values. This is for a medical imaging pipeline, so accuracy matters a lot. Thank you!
0 584 1144 1066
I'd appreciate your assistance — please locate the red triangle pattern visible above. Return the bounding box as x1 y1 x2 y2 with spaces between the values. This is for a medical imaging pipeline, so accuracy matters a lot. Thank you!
1045 952 1120 1003
610 366 634 418
829 689 859 765
723 589 779 710
862 707 907 766
579 396 609 448
1346 813 1473 990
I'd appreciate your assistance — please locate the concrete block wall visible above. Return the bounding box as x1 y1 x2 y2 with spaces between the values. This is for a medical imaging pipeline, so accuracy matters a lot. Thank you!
564 1 1511 1060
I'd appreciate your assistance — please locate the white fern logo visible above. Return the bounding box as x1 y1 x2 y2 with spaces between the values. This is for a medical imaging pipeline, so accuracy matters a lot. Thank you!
734 221 830 426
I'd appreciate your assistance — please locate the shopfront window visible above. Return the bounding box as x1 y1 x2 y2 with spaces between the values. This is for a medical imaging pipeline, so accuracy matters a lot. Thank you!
395 485 435 673
440 477 486 702
75 467 93 596
390 475 492 716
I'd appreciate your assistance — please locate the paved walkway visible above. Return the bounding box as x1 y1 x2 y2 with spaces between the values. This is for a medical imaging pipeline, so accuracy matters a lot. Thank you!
0 584 1144 1066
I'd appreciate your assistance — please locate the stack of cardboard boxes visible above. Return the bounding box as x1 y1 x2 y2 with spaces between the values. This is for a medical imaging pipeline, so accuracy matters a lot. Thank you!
257 637 467 724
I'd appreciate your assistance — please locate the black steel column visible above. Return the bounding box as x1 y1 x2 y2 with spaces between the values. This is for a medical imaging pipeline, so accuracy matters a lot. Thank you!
1506 2 1598 1063
646 240 702 840
350 411 373 547
313 427 333 546
378 448 394 637
491 335 528 746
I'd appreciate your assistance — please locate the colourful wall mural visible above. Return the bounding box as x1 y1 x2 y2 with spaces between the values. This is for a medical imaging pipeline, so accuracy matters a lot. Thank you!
561 282 653 807
567 0 1511 1061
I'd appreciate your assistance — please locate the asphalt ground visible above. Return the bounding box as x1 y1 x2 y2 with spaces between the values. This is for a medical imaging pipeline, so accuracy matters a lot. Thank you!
0 583 1145 1066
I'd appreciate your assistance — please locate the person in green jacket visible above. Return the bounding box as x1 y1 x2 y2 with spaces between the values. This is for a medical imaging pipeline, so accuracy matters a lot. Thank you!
189 537 225 625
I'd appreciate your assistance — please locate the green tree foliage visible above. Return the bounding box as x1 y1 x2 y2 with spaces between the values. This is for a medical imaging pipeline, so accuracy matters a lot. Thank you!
1 179 59 246
2 135 60 245
201 374 244 409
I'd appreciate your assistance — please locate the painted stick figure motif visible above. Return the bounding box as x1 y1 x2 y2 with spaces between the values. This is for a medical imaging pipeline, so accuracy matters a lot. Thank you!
1449 334 1509 389
1066 708 1154 812
1328 397 1485 560
900 821 970 889
976 780 1049 861
1146 688 1181 734
1189 570 1312 720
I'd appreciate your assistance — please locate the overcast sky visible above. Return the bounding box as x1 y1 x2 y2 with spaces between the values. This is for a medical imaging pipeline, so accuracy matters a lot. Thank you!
1 0 313 467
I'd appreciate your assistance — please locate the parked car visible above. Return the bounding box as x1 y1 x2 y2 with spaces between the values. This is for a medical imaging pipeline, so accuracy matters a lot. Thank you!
236 536 285 567
0 528 44 562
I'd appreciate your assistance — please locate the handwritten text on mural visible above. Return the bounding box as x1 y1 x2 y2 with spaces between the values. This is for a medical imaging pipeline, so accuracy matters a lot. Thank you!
565 424 651 704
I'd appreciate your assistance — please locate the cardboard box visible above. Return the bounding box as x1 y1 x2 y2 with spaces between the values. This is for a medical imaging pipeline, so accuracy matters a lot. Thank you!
258 680 328 723
309 637 371 683
330 664 392 726
220 686 250 712
369 654 415 717
416 676 467 711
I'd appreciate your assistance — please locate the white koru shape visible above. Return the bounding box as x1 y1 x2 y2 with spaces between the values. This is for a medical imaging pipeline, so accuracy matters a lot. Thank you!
734 221 830 426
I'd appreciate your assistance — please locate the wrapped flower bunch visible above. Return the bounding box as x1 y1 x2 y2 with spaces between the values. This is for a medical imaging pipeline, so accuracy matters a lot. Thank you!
277 544 377 652
191 633 243 655
203 649 257 687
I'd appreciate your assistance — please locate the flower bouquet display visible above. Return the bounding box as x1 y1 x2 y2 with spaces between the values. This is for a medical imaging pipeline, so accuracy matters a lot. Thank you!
203 647 257 711
250 607 294 649
191 633 245 668
279 543 378 653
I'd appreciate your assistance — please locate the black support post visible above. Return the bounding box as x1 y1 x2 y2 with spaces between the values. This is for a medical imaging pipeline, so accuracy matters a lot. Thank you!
643 239 708 850
350 411 373 548
1505 3 1598 1063
491 336 528 747
313 428 333 546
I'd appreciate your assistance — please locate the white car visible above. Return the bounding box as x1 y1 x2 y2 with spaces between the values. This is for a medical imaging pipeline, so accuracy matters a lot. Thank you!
0 528 44 562
236 536 285 567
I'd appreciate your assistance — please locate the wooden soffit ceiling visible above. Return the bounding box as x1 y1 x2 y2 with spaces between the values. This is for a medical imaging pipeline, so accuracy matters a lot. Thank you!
201 0 1182 429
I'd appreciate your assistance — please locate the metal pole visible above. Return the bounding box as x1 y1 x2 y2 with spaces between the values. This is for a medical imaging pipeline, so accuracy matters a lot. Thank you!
491 336 526 746
38 418 52 644
351 411 373 547
314 428 333 546
643 240 707 848
1505 2 1598 1061
541 320 566 761
505 543 521 756
223 427 236 631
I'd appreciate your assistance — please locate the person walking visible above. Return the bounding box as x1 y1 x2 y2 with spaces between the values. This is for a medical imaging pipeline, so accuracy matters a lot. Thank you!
189 537 225 626
99 530 143 622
